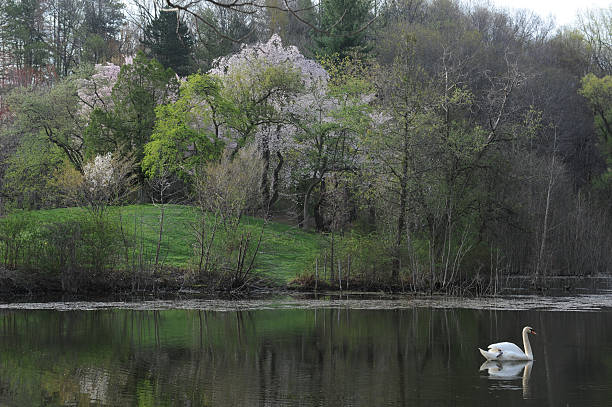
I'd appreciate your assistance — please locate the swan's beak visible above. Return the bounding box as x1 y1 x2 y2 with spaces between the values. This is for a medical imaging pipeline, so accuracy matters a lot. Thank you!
531 330 537 335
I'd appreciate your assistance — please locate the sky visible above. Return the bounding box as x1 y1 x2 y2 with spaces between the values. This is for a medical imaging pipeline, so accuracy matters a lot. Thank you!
486 0 610 27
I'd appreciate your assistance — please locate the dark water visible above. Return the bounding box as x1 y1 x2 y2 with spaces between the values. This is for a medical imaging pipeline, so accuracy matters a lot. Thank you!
0 299 611 406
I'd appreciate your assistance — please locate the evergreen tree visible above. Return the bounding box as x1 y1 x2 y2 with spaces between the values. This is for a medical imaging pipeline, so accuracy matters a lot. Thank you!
313 0 372 58
0 0 48 68
141 11 194 77
81 0 124 63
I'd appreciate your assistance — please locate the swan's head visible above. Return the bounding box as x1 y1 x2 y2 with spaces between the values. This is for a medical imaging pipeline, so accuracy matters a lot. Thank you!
524 326 536 335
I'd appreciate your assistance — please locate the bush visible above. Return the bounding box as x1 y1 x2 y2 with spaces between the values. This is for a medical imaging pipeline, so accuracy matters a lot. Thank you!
0 210 123 292
0 211 35 269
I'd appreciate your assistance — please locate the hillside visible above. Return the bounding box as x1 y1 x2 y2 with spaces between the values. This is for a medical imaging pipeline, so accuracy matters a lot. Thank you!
0 204 322 286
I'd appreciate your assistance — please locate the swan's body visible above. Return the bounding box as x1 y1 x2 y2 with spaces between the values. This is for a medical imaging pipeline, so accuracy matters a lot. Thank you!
479 326 536 361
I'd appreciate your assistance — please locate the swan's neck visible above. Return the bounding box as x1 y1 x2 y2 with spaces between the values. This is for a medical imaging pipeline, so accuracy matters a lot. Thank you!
522 329 533 359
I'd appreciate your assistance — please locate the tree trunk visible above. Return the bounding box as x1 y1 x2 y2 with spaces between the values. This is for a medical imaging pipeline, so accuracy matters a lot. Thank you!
260 132 271 211
302 177 321 229
269 151 284 209
393 122 410 280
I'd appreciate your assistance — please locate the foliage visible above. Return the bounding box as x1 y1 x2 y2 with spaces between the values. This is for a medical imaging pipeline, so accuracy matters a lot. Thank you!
313 0 373 58
580 73 612 162
141 10 195 76
190 6 255 70
1 134 66 209
84 53 179 174
81 0 125 63
579 73 612 210
81 151 136 214
191 146 265 289
7 78 86 172
210 34 315 210
142 74 227 182
0 0 48 68
3 0 612 292
0 204 324 287
77 61 121 118
578 6 612 74
0 209 123 291
210 34 306 143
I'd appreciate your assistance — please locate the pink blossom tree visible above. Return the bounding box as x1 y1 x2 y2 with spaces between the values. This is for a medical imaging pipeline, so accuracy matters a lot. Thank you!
77 62 121 118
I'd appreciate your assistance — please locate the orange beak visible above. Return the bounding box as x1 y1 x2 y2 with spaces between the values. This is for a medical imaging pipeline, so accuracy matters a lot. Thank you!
531 330 537 335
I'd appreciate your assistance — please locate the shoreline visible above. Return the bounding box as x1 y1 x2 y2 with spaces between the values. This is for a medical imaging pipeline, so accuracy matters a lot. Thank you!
1 273 611 305
2 289 612 312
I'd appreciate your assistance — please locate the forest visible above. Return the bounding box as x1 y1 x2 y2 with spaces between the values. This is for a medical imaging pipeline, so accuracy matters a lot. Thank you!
0 0 610 295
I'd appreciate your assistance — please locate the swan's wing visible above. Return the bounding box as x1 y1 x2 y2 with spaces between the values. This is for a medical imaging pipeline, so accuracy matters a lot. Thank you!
479 347 503 360
488 341 524 355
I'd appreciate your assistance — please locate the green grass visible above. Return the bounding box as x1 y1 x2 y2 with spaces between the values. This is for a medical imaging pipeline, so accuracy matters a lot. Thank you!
3 204 322 284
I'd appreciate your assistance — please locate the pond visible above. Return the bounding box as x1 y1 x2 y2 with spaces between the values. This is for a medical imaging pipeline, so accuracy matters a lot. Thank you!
0 295 611 406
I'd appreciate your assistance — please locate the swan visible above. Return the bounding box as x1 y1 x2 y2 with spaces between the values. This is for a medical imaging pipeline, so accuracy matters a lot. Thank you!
479 326 536 361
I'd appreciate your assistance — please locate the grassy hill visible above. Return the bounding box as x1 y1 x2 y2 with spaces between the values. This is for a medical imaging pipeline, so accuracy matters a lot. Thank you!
2 204 322 284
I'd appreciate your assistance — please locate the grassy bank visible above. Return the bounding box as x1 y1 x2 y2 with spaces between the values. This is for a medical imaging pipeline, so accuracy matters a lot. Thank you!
0 204 322 294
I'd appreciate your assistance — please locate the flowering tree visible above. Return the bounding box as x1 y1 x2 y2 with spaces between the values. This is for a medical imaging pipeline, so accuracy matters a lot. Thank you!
82 152 134 214
77 62 121 118
210 34 328 211
283 56 374 229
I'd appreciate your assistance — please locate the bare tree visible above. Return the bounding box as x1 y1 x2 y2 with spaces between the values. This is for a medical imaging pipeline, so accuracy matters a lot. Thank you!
192 144 265 290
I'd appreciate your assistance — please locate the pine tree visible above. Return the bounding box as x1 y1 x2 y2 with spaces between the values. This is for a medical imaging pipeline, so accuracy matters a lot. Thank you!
81 0 124 63
313 0 372 58
141 11 194 77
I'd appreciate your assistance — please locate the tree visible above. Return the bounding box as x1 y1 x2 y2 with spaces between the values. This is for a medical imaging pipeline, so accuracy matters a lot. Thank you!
83 53 179 181
142 73 227 182
313 0 373 57
1 133 66 209
0 0 48 69
47 0 85 76
8 79 86 173
158 0 374 45
369 34 431 280
579 73 612 206
141 10 195 76
578 7 612 75
192 145 264 288
210 34 305 211
81 0 125 64
580 73 612 160
287 56 372 230
191 6 254 71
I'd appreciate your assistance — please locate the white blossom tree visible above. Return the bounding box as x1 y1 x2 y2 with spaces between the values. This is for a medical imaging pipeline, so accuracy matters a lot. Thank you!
210 34 323 211
82 152 134 214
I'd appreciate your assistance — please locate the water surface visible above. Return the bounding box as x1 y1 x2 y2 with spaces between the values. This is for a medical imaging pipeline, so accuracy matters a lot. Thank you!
0 295 611 406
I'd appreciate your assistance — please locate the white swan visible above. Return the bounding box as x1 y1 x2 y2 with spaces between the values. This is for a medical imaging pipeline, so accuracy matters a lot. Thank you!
479 326 536 361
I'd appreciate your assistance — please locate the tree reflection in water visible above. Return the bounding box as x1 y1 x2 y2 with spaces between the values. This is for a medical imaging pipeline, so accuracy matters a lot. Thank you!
0 306 611 406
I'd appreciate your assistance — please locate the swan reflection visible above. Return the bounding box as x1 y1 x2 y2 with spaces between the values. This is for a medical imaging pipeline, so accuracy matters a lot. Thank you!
480 360 533 398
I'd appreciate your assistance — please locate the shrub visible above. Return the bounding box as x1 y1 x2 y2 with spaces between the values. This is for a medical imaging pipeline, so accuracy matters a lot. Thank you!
0 210 123 292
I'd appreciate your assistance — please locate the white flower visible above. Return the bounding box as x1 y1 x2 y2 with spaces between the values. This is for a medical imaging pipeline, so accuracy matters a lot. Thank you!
83 153 114 192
